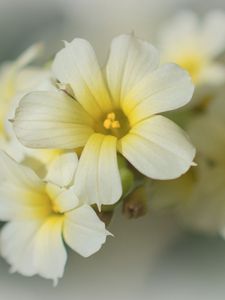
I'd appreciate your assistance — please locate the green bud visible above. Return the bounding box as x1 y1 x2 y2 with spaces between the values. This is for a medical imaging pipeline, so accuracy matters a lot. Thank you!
120 167 135 196
117 154 127 169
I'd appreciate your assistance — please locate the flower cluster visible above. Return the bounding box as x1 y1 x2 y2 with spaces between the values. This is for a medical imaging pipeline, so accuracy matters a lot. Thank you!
2 9 225 284
150 10 225 236
0 32 196 283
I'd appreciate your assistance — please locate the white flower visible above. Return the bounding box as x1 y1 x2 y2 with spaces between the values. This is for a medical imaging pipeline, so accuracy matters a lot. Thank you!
0 43 48 138
13 34 196 208
0 43 65 173
158 10 225 86
177 94 225 234
0 151 110 285
151 93 225 235
0 43 55 163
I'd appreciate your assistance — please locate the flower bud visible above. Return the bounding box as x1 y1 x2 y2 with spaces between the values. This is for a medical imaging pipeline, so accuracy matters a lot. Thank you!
123 186 148 219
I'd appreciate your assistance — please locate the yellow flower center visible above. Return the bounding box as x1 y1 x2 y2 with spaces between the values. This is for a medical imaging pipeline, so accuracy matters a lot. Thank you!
45 183 65 217
103 112 121 130
95 110 130 139
51 202 61 214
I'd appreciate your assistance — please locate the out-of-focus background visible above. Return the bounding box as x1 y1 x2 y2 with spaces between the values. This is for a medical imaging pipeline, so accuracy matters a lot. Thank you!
2 0 225 62
1 0 225 299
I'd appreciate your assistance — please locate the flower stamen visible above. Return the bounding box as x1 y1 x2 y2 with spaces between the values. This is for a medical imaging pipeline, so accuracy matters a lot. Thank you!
103 112 121 130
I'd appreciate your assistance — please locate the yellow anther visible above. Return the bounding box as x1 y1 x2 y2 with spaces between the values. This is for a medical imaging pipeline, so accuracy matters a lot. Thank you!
107 112 116 121
103 112 121 130
111 121 120 129
103 119 112 129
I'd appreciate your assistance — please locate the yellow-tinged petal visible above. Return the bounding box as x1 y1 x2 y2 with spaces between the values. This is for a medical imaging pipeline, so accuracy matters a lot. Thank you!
0 151 51 220
63 205 110 257
1 217 67 285
0 183 51 221
0 220 45 276
46 183 80 213
13 91 94 149
52 38 112 118
33 215 67 285
74 133 122 208
122 64 194 126
15 67 51 93
106 34 159 107
158 11 225 86
197 63 225 86
118 115 195 180
0 150 43 189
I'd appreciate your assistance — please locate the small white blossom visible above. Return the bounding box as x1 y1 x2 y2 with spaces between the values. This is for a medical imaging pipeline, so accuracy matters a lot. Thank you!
0 151 110 285
13 34 195 209
158 10 225 86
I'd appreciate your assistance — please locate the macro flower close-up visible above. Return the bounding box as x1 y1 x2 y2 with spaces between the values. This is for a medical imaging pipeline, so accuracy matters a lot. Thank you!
0 151 109 285
1 0 225 299
13 34 195 207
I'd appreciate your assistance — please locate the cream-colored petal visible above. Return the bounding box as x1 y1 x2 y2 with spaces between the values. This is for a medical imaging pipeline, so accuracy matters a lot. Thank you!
0 184 51 221
63 204 110 257
52 39 112 118
0 220 44 276
46 183 80 213
0 134 30 163
106 34 159 107
1 217 67 285
0 44 43 133
118 115 195 180
201 10 225 58
13 91 94 149
74 133 122 208
0 136 24 163
0 151 51 221
198 63 225 86
0 150 43 188
33 215 67 285
46 152 78 187
15 67 51 93
123 64 194 126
